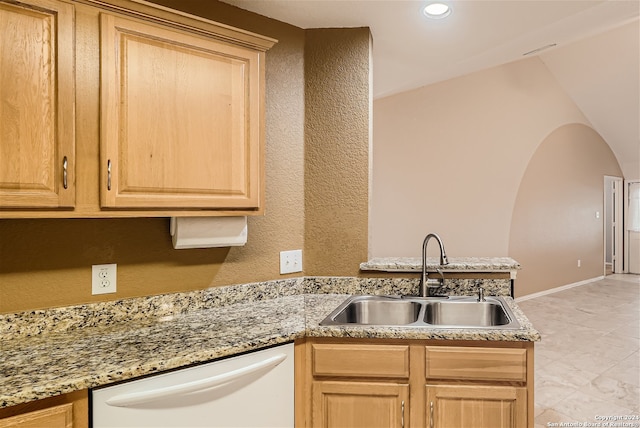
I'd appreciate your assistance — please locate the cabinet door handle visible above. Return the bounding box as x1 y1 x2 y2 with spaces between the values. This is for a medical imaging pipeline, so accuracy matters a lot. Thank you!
430 401 434 428
107 159 112 191
401 400 405 428
62 156 68 189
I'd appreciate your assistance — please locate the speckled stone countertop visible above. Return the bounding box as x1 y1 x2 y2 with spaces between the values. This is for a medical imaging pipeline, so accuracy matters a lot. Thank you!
0 276 539 409
360 257 521 272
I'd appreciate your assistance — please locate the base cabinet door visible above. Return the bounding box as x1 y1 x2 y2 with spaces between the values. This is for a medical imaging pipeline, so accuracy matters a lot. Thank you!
0 404 72 428
312 381 409 428
0 390 87 428
426 384 527 428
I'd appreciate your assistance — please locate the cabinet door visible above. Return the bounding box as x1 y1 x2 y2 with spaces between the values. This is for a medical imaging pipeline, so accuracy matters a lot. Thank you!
312 381 408 428
0 0 75 208
0 403 72 428
100 13 263 210
426 384 527 428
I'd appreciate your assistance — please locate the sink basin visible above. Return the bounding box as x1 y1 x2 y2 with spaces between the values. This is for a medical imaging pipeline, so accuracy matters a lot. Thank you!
424 300 511 327
320 295 521 329
324 296 421 325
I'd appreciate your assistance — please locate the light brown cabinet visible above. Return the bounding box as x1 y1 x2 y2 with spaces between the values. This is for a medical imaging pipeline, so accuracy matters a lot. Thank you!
308 342 411 427
0 390 87 428
100 12 265 209
0 0 75 209
0 404 72 428
295 338 534 428
0 0 275 217
424 345 529 428
313 381 409 428
426 384 527 428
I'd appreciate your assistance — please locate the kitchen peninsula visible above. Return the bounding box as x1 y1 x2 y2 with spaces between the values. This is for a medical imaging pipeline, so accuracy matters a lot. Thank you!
1 265 540 427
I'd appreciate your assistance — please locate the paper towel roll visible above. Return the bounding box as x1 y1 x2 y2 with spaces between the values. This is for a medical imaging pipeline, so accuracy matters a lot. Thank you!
170 216 247 249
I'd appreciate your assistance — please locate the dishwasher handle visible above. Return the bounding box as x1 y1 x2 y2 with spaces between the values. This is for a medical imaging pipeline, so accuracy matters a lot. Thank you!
105 353 287 407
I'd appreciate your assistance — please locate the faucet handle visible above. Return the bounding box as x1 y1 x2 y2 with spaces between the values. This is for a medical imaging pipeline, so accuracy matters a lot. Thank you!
477 287 485 302
425 278 443 287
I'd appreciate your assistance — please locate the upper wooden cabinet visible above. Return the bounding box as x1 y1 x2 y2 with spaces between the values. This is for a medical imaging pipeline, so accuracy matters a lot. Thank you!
0 0 275 217
100 13 263 209
0 0 75 209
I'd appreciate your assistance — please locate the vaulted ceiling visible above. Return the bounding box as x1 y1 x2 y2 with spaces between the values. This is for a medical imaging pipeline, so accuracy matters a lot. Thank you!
221 0 640 177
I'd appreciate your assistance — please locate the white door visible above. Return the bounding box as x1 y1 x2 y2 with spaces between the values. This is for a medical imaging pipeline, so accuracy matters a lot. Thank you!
605 176 624 274
626 180 640 274
613 178 624 273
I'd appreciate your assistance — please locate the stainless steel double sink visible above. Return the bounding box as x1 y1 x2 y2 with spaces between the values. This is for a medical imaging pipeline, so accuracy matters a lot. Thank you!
320 295 521 329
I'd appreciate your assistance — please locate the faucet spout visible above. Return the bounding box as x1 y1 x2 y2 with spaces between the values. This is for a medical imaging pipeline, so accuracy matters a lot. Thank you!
420 233 449 297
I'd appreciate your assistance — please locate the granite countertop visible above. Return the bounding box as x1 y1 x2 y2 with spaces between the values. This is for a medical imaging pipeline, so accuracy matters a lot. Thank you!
1 295 306 408
0 276 539 409
360 257 521 272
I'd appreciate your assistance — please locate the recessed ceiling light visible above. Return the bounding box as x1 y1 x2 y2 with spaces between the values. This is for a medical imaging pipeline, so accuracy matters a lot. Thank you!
423 3 452 19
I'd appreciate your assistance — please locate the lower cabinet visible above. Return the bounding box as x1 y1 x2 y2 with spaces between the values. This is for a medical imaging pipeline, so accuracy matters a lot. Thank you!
0 390 87 428
305 342 411 427
296 338 534 428
0 404 72 428
313 382 409 428
426 384 527 428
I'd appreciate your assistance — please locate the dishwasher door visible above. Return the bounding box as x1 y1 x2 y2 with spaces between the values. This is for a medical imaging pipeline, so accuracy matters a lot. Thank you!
91 343 294 428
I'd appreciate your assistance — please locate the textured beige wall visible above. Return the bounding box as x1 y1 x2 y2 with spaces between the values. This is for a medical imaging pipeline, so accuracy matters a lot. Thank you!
304 28 372 276
509 124 622 297
0 3 370 312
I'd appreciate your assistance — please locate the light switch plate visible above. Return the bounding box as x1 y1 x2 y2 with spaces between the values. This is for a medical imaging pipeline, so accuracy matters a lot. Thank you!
92 264 117 295
280 250 302 274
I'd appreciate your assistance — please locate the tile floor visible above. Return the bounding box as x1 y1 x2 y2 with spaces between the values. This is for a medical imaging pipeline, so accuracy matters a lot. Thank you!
517 274 640 428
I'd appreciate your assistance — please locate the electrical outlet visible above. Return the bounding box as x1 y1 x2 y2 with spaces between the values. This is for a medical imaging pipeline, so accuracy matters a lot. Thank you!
92 264 117 295
577 259 581 268
280 250 302 274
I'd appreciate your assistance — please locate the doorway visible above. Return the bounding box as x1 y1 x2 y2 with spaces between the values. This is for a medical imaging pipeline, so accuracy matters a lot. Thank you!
625 180 640 274
604 176 623 274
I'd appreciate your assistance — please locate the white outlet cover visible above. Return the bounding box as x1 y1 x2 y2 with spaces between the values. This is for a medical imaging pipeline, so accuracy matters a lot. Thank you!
92 264 117 295
280 250 302 274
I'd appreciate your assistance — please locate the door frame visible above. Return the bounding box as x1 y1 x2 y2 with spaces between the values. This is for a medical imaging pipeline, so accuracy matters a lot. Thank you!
604 176 624 274
624 179 640 273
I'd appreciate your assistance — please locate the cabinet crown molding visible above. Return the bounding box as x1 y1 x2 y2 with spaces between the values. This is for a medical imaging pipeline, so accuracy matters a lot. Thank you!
75 0 278 51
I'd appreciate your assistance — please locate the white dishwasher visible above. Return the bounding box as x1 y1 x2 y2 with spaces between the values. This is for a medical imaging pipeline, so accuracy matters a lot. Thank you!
91 343 294 428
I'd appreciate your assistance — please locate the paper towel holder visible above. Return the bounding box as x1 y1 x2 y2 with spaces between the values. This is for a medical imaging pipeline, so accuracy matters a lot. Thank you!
170 216 248 249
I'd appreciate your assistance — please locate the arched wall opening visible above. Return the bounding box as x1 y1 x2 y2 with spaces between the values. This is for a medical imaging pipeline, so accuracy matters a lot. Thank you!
509 123 623 297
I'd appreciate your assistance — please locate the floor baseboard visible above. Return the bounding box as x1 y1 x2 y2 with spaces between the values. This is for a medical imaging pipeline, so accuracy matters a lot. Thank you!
515 276 605 302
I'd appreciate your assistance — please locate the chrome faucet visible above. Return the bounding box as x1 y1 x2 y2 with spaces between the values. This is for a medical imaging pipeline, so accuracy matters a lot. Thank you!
420 233 449 297
477 287 485 302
